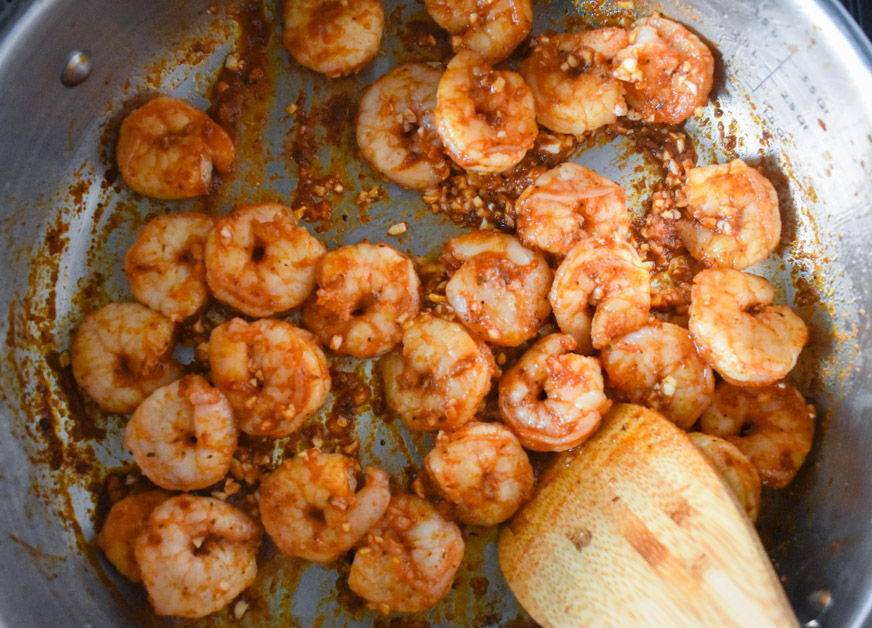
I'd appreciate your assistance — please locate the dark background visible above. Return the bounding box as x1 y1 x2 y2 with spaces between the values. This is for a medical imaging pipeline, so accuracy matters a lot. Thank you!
841 0 870 39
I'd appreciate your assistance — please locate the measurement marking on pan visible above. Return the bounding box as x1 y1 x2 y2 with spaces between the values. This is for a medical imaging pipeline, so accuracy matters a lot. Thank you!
750 51 794 93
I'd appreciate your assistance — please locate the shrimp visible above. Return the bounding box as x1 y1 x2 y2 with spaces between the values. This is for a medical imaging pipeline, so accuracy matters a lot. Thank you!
124 212 213 322
699 381 816 489
422 421 534 526
441 230 552 347
125 375 237 492
498 334 611 451
520 28 629 136
204 203 326 318
116 96 234 199
549 240 650 353
677 159 781 270
688 432 761 522
612 15 714 124
435 50 538 173
423 0 532 64
600 320 714 430
514 162 630 256
348 492 465 614
302 242 421 358
382 314 496 432
209 318 331 438
282 0 384 78
135 495 261 618
688 269 808 386
257 449 391 562
71 303 183 414
357 63 451 191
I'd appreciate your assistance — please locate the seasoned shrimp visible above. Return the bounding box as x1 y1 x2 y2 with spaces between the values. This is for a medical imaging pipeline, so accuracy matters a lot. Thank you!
357 64 450 190
205 203 326 318
612 15 714 124
209 318 331 438
498 334 610 451
423 0 532 64
688 432 761 522
125 375 237 491
601 320 714 429
135 495 261 618
689 269 808 386
520 28 629 136
422 421 534 526
96 490 171 582
442 230 552 347
678 160 781 270
258 449 390 562
302 242 421 358
71 303 183 414
349 492 465 613
116 96 235 199
435 50 538 173
549 240 650 353
125 212 213 322
283 0 384 78
514 162 630 256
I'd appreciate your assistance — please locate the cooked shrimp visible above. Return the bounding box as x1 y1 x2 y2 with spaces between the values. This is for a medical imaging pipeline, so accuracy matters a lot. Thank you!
423 421 534 526
302 242 421 358
612 15 714 124
258 449 390 562
688 432 761 522
124 212 213 322
205 203 326 318
520 28 629 136
514 162 630 256
677 160 781 270
549 240 650 353
71 303 183 414
435 50 538 173
498 334 610 451
135 495 261 618
442 230 552 347
699 381 816 488
423 0 532 64
601 320 714 430
357 64 450 190
689 269 808 386
283 0 384 78
349 492 464 613
96 490 171 582
116 96 234 199
125 375 237 491
209 318 331 438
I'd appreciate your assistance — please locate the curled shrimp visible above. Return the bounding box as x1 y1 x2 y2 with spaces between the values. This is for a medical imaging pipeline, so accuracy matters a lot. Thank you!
498 333 611 451
422 421 534 526
283 0 384 78
514 162 630 256
423 0 532 64
435 50 538 173
71 303 183 414
302 242 421 358
442 230 552 347
357 63 450 191
135 495 261 618
349 492 465 614
205 203 326 318
520 28 629 136
125 375 237 492
258 449 390 562
688 432 761 522
209 318 331 438
689 269 808 386
678 159 781 270
699 381 816 488
382 314 496 432
116 96 234 199
612 15 714 124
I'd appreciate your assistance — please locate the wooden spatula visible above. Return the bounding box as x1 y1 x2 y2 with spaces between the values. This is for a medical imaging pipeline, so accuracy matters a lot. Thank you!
498 403 799 627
